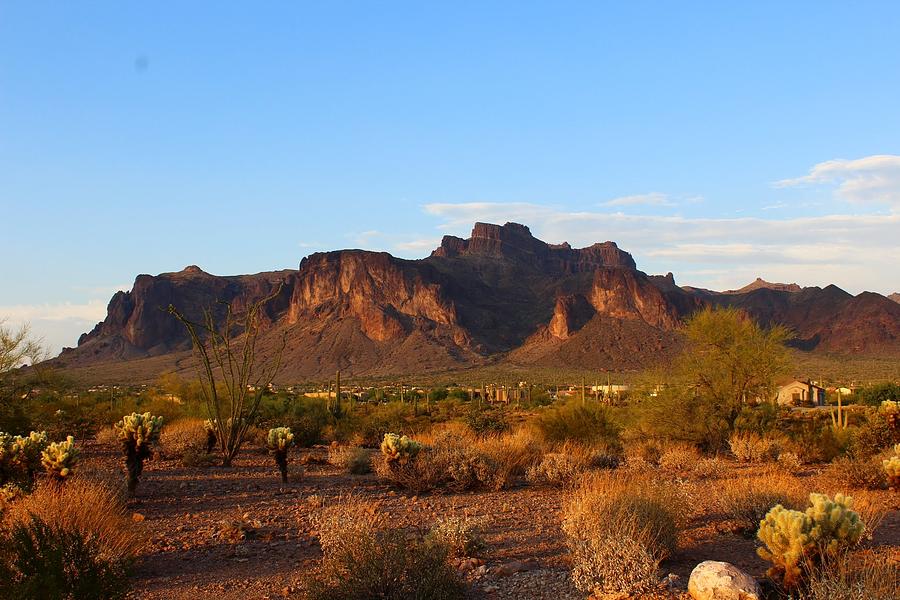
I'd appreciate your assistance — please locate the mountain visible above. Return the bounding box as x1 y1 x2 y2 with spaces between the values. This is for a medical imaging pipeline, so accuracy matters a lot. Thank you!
890 293 900 304
722 278 802 294
54 222 900 380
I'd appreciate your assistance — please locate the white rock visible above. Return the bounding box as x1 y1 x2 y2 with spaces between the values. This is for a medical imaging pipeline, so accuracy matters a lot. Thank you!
688 561 762 600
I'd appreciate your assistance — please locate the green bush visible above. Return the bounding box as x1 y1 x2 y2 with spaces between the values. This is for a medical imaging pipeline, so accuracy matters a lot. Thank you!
855 383 900 407
0 517 130 600
463 407 509 436
532 403 620 448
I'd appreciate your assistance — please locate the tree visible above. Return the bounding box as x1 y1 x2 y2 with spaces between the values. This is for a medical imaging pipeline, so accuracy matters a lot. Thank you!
0 320 45 376
0 321 49 433
637 307 792 449
168 286 285 466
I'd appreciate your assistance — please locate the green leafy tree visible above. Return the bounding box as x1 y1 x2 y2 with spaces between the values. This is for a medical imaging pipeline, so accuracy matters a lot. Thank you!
638 307 792 449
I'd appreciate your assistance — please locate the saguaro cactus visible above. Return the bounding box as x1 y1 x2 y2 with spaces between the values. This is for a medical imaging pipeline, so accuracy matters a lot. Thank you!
115 412 163 495
41 436 79 480
266 427 294 483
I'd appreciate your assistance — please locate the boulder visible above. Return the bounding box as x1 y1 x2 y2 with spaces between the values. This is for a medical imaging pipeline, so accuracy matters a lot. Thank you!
688 561 761 600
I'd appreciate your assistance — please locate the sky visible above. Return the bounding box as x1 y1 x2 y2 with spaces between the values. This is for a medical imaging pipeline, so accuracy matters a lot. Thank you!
1 2 900 354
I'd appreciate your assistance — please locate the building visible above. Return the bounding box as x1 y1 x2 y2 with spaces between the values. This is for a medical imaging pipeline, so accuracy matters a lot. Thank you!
777 380 826 406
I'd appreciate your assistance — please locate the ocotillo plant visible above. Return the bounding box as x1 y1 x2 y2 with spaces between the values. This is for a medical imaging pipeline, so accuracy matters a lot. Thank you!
115 412 163 495
266 427 294 483
41 435 79 480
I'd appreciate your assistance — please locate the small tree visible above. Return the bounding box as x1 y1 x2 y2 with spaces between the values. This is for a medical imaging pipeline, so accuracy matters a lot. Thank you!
169 285 285 467
637 307 792 450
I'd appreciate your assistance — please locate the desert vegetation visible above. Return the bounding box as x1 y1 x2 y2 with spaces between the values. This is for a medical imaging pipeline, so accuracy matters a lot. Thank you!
0 310 897 599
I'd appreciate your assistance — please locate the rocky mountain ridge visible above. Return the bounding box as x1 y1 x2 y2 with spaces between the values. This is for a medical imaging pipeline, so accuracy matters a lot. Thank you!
57 222 900 378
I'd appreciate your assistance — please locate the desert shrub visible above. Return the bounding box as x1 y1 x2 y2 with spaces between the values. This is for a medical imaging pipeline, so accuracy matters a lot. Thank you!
757 493 865 591
658 442 701 471
734 401 781 434
95 426 118 446
783 422 849 464
692 456 726 479
0 478 144 598
328 446 371 475
532 403 620 448
625 440 662 467
825 456 887 490
803 556 900 600
474 429 542 487
717 472 807 536
463 407 509 436
425 515 486 558
850 414 900 457
0 517 130 599
777 451 803 473
728 432 780 462
159 418 207 459
526 442 618 487
855 383 900 407
374 445 446 494
561 471 688 596
306 499 464 600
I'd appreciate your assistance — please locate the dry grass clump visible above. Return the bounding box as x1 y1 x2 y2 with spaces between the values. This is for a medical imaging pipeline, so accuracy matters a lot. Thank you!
658 442 701 471
526 441 619 487
0 477 146 597
425 514 486 558
328 446 372 475
624 440 662 468
716 470 807 536
777 451 803 473
95 426 119 446
561 471 689 597
375 427 542 492
304 497 465 600
728 432 780 462
692 456 727 480
802 555 900 600
159 418 206 458
823 456 888 491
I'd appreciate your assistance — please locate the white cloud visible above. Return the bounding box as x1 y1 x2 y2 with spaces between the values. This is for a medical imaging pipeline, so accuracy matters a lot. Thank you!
393 238 442 253
775 154 900 209
0 299 112 357
422 202 900 294
602 192 672 207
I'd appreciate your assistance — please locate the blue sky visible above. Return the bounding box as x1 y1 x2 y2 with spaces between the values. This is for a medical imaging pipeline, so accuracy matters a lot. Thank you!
2 2 900 353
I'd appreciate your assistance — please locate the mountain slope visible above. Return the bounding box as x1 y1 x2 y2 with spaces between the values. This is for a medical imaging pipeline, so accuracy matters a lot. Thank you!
54 222 900 379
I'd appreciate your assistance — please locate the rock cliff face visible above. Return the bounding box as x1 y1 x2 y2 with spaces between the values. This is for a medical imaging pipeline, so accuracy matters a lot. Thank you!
890 292 900 304
58 222 900 379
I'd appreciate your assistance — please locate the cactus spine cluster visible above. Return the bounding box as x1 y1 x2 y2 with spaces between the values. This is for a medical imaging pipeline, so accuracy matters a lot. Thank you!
266 427 294 483
880 400 899 429
380 433 422 465
757 492 864 590
41 436 79 479
883 444 900 488
115 412 163 495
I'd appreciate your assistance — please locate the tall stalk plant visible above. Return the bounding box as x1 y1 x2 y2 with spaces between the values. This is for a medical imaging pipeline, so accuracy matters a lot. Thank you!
169 285 285 466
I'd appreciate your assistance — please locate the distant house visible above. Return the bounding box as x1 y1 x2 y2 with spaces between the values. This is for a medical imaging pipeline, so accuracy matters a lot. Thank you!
777 380 826 406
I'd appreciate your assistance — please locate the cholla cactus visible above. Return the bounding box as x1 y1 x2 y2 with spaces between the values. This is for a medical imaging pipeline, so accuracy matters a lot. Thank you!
204 419 218 454
757 493 864 590
13 431 50 477
267 427 294 483
115 412 164 495
41 436 79 480
380 433 422 465
880 400 900 428
883 444 900 488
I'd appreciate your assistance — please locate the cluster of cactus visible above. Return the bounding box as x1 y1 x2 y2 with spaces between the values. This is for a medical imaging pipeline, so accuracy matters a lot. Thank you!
115 412 164 495
757 492 864 590
883 444 900 488
0 431 52 486
380 433 422 465
204 419 218 454
880 400 899 428
266 427 295 483
41 436 79 480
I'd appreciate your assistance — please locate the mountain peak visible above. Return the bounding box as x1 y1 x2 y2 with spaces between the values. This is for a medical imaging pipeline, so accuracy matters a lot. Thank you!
724 277 802 294
890 292 900 304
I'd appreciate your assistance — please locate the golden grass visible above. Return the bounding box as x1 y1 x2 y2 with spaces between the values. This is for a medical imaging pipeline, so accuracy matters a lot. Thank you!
2 478 146 562
715 469 808 534
159 417 207 457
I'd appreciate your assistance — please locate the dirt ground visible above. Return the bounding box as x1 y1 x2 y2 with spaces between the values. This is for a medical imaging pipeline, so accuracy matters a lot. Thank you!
78 443 900 600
